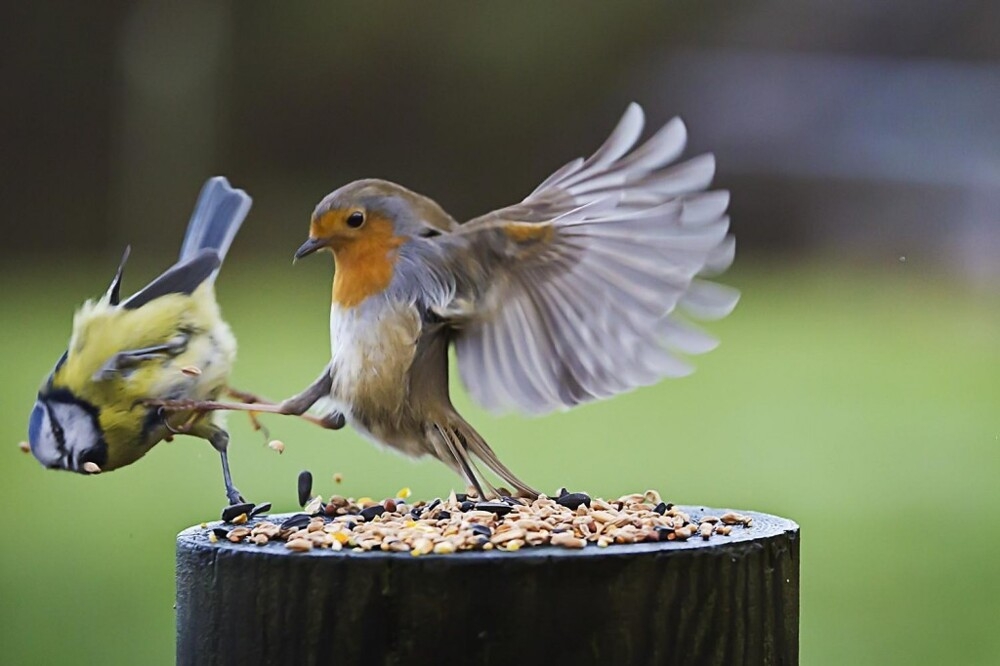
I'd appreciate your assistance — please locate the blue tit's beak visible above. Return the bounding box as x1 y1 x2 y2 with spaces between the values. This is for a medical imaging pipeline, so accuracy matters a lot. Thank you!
293 237 327 262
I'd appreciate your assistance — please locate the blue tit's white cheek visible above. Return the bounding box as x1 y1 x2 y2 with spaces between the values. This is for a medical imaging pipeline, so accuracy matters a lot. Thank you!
46 401 107 471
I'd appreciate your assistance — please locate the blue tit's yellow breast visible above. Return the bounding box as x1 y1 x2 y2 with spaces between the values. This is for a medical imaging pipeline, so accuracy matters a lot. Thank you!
56 283 235 418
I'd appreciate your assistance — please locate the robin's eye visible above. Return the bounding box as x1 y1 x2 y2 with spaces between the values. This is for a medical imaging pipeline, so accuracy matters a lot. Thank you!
346 212 365 228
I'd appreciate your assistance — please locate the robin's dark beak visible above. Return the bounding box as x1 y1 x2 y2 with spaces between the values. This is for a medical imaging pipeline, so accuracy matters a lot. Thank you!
293 237 327 262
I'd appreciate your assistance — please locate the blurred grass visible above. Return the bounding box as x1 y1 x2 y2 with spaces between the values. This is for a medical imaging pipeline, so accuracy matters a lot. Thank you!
0 257 998 665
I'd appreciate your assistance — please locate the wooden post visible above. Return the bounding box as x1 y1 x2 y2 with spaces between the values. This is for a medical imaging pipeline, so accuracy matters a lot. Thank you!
176 507 798 665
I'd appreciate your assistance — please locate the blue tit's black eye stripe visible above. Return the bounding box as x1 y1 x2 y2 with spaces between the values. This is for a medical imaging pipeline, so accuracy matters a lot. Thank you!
38 389 103 451
43 402 66 448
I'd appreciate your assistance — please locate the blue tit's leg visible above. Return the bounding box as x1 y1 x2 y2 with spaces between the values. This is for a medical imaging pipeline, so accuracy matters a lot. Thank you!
188 421 244 505
93 333 189 381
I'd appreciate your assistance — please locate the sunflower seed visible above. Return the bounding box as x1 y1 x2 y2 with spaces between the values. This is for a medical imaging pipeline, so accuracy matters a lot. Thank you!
303 496 324 515
556 493 591 510
221 503 255 522
297 471 313 507
360 505 385 522
250 503 272 518
474 501 512 516
280 513 312 530
470 524 492 537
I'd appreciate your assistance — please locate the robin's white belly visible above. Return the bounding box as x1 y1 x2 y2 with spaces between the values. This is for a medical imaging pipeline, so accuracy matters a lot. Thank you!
327 301 420 416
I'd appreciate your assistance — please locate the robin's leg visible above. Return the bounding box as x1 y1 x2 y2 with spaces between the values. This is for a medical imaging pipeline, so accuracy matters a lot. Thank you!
147 367 345 431
276 363 335 417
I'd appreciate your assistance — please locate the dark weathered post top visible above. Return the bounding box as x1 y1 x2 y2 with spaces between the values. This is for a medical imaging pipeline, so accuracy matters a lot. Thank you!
176 506 799 665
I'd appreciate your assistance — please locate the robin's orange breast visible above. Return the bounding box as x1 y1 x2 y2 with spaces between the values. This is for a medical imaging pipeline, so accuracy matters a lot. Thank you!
331 216 406 308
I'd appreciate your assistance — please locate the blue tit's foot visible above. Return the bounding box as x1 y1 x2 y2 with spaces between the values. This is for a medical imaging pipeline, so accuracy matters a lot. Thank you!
226 487 246 506
220 501 271 523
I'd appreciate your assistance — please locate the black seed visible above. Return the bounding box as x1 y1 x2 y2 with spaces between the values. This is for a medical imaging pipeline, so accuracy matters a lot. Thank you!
250 502 272 517
655 525 675 541
345 521 356 531
280 513 312 530
470 524 492 537
360 505 385 522
221 502 255 522
211 527 229 539
665 503 674 511
455 493 469 502
459 500 475 512
653 502 668 515
500 496 522 506
409 507 424 520
556 492 591 510
474 501 513 516
436 510 452 520
426 498 441 512
297 470 313 507
557 487 569 498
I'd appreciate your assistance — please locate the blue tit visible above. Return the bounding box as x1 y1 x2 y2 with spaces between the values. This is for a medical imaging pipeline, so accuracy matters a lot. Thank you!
27 177 252 505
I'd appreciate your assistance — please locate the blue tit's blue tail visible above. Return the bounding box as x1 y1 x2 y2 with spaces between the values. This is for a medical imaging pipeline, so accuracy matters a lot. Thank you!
118 177 251 310
178 176 252 269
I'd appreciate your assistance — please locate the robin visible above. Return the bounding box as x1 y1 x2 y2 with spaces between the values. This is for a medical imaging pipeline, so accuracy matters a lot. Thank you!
198 103 737 499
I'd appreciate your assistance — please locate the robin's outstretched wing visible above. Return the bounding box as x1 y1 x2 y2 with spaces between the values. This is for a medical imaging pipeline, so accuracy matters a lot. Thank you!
439 103 738 415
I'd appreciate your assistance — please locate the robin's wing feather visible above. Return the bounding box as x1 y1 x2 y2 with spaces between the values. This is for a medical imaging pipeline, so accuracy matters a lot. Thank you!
443 103 738 415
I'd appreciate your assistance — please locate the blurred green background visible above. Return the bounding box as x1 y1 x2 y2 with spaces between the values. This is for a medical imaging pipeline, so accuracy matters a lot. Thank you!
2 2 999 664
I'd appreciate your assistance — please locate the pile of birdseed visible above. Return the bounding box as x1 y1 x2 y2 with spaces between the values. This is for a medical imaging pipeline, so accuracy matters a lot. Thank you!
206 489 753 555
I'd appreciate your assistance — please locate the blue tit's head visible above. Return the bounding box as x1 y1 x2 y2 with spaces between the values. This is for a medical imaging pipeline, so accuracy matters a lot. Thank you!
28 392 108 474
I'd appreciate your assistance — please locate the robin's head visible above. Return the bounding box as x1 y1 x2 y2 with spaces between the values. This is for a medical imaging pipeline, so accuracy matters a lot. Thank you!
294 179 452 261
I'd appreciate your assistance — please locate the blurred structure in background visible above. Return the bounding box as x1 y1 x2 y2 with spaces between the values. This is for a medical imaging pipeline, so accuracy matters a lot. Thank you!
2 0 998 283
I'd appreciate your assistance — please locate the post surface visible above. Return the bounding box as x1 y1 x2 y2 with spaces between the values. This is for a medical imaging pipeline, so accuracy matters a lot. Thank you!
177 507 799 666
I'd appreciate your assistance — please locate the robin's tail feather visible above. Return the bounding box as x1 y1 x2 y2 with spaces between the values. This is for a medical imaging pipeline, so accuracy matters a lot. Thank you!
431 415 538 499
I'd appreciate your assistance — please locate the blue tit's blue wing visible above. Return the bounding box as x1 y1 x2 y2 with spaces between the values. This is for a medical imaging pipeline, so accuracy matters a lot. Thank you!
178 176 252 267
121 250 220 310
